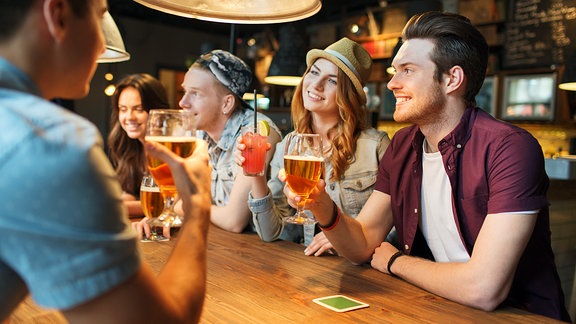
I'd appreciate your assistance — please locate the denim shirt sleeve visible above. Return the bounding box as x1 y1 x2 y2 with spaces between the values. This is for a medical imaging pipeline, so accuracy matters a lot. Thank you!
248 138 293 242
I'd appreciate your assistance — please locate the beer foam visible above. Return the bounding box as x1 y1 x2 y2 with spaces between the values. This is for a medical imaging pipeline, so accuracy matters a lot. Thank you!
284 155 324 162
145 136 197 142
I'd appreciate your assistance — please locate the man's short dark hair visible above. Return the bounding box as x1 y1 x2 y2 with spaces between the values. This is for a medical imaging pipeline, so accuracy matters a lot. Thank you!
0 0 90 42
402 11 489 107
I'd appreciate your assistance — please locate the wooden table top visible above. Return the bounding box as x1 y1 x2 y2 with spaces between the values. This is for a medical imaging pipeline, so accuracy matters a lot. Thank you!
10 226 561 323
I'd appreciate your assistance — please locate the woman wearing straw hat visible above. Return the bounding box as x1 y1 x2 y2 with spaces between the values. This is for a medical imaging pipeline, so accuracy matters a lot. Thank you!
237 37 390 255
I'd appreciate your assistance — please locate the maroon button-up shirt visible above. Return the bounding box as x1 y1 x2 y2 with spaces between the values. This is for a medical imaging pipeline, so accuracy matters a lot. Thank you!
375 108 570 321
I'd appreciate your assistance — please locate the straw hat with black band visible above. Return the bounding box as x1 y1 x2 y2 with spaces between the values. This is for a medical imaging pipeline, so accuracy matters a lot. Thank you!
306 37 373 104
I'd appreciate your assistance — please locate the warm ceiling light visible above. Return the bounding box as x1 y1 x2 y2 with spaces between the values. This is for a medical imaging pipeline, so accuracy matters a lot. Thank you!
104 84 117 96
386 37 402 75
264 76 303 87
132 0 322 24
265 24 307 87
98 11 130 63
559 58 576 91
242 92 265 100
559 82 576 91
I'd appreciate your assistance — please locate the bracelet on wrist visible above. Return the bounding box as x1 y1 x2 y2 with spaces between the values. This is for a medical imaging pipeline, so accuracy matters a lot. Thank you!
387 251 404 277
318 203 340 231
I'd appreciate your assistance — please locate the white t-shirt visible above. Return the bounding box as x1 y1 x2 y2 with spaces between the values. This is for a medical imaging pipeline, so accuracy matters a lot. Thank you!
420 144 470 262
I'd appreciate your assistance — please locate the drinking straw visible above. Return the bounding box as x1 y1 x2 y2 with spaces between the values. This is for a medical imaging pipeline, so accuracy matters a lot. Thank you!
253 89 257 131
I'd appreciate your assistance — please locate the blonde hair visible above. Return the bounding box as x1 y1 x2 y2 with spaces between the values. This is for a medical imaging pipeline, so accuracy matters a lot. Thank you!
291 64 368 181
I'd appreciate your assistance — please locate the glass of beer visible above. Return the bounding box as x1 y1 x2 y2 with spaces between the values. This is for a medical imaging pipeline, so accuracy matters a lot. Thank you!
283 133 324 225
140 173 168 242
145 109 197 227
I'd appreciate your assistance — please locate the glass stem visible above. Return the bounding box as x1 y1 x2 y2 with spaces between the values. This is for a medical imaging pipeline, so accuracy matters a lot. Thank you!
164 195 177 212
296 198 306 217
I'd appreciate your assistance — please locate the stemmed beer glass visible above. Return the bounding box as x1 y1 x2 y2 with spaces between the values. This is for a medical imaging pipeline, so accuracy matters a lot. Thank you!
145 109 197 227
140 173 168 241
283 133 324 225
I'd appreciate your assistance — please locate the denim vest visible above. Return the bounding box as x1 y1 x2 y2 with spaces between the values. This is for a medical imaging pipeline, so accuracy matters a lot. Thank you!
249 128 390 243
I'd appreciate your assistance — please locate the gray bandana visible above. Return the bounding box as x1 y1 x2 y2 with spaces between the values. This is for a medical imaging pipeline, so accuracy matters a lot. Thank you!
195 50 253 109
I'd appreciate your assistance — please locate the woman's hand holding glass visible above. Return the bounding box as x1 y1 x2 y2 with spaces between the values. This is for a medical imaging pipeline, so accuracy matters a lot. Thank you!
282 133 324 225
280 170 336 227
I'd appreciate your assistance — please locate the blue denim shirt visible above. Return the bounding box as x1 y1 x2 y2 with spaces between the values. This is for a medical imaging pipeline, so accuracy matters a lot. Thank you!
249 128 390 242
0 58 139 310
203 108 281 207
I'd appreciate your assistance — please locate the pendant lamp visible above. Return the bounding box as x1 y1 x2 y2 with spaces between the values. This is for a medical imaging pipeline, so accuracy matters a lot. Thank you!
132 0 322 24
559 54 576 91
264 24 307 87
98 11 131 63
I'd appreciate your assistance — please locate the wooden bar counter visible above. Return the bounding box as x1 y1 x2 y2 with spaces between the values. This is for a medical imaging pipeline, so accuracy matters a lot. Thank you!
10 226 562 323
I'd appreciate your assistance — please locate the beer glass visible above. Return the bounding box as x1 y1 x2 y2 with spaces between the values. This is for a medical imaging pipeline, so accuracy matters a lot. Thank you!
283 133 324 225
140 173 168 241
145 109 197 227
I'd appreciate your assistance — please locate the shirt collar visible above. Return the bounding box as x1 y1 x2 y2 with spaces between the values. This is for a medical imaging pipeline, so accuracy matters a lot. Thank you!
411 107 475 153
204 109 247 152
0 57 41 97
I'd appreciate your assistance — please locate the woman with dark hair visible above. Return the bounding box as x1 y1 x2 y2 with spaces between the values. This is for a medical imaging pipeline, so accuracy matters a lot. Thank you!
107 73 169 217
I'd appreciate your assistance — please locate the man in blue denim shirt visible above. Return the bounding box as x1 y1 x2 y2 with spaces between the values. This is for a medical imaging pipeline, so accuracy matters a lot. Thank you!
179 50 282 233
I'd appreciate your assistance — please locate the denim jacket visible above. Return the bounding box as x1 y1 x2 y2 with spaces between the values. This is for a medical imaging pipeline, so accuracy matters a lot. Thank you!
249 128 390 242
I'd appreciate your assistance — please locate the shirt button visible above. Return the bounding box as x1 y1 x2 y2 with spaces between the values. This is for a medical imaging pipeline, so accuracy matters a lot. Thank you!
228 171 233 177
456 144 462 149
330 183 335 190
414 208 418 213
356 180 362 187
404 244 410 250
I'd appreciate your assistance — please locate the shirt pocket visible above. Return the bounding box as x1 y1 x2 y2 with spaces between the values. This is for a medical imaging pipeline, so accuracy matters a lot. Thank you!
340 172 377 217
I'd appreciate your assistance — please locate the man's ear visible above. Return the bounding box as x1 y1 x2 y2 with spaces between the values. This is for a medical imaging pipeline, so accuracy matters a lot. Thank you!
43 0 67 42
222 93 236 115
445 65 465 95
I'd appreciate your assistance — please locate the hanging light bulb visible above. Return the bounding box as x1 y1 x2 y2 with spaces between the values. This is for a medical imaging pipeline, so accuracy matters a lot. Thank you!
104 84 116 96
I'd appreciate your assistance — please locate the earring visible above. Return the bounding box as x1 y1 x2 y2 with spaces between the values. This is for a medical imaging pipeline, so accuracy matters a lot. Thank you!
223 110 228 115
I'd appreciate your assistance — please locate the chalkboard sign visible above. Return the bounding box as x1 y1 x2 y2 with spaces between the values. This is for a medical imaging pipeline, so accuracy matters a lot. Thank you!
504 0 576 69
